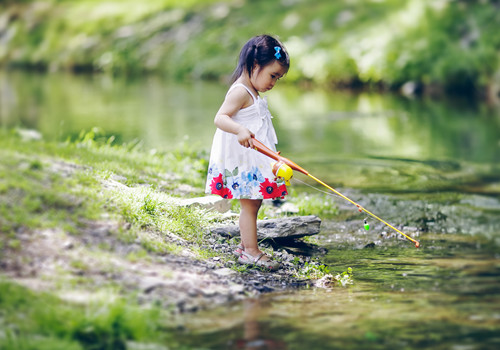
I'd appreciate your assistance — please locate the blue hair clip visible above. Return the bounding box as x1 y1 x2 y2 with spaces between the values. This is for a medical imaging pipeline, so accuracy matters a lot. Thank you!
274 46 281 60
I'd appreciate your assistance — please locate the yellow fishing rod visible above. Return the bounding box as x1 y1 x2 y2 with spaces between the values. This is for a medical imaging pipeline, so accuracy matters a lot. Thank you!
252 138 420 248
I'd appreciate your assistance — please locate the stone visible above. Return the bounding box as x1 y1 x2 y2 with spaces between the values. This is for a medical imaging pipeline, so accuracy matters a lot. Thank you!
140 276 166 293
178 195 231 213
210 215 321 240
213 268 235 277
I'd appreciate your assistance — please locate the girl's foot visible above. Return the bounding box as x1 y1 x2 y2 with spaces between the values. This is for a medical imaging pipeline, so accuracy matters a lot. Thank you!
237 250 280 271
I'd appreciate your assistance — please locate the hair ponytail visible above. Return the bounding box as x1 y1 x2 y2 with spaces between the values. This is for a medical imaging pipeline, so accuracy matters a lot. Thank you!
231 35 290 83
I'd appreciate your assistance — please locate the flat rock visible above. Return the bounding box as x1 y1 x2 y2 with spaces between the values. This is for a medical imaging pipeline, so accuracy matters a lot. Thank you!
210 215 321 240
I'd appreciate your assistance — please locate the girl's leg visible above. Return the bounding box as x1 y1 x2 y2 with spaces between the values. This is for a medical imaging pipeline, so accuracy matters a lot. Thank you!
239 199 264 257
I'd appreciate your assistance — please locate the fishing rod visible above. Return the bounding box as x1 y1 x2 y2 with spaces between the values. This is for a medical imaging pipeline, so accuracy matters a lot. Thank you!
252 138 420 248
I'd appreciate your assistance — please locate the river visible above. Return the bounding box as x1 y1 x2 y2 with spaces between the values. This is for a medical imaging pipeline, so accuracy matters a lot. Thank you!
1 70 500 349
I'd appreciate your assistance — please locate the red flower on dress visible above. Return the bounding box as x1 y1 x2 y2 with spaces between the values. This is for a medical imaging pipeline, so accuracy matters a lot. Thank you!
277 183 288 198
210 173 233 199
220 187 233 199
259 178 287 199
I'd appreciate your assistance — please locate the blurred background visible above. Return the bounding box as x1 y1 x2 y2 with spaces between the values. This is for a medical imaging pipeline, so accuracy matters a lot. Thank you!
0 0 499 185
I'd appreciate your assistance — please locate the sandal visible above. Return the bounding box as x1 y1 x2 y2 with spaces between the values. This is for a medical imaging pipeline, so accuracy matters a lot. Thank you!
233 244 243 257
237 250 280 271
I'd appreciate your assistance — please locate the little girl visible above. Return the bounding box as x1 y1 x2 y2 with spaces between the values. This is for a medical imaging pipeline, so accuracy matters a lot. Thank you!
206 35 290 271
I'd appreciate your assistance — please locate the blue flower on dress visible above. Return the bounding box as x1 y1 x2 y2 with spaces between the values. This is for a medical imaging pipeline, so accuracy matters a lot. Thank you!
243 167 265 184
229 180 241 197
208 165 218 176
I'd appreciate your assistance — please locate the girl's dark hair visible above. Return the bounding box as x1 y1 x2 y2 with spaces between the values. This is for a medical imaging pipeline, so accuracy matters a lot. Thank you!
231 34 290 83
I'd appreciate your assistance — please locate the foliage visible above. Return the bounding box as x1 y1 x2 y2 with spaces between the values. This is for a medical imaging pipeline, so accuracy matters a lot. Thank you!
0 0 498 94
293 258 331 280
336 267 354 287
0 280 176 350
292 258 354 286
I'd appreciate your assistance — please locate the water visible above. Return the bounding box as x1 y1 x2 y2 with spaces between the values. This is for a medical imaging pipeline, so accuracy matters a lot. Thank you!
168 232 500 349
2 71 500 349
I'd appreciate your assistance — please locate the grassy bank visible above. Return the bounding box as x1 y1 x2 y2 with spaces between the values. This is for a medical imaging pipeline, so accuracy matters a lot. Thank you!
1 0 499 96
0 128 213 348
0 128 211 249
0 127 340 348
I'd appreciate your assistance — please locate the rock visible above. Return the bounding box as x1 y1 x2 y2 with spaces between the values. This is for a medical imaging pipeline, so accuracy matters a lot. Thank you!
179 195 231 213
140 276 166 294
229 283 245 294
314 274 336 288
210 215 321 240
213 268 236 277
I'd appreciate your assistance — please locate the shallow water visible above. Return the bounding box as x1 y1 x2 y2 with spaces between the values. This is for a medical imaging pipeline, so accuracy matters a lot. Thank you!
1 71 500 349
171 233 500 349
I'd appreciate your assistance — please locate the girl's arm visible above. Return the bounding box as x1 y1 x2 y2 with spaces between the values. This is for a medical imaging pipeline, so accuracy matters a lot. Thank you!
214 87 255 148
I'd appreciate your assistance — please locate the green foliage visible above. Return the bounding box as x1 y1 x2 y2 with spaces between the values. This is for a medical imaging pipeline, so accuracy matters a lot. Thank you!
294 261 331 280
1 0 498 93
0 280 173 350
382 1 500 92
336 267 354 287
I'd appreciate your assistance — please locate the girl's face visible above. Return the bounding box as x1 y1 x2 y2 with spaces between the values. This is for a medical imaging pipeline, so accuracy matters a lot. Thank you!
250 61 287 92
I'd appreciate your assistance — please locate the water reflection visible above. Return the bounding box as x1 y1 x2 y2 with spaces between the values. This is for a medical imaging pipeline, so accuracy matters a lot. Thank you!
0 70 226 150
1 71 499 168
230 299 287 350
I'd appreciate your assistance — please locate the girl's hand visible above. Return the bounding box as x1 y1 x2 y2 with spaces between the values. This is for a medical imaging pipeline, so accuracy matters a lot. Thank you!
237 127 255 148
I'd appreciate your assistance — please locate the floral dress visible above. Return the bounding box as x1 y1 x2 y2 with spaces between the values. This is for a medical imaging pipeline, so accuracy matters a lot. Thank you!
206 83 287 200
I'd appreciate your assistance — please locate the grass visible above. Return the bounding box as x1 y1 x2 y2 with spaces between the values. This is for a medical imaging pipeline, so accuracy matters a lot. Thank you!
0 128 212 255
0 279 175 350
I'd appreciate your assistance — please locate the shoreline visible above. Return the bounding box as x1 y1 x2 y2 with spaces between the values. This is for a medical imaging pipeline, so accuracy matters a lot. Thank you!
0 129 332 316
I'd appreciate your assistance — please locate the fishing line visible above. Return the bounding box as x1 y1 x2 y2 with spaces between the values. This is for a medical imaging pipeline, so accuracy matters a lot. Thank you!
292 177 341 198
293 177 371 229
251 138 420 248
306 172 420 247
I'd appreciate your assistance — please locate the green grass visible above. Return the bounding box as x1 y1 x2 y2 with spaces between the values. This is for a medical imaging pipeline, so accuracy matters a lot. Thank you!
0 128 213 258
289 192 339 218
0 279 177 350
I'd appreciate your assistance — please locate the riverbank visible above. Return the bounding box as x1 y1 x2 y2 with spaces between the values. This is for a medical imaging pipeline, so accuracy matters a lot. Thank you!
0 128 346 348
1 0 499 98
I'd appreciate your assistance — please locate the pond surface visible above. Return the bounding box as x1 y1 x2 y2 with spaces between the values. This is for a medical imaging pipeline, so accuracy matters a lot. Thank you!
1 71 500 349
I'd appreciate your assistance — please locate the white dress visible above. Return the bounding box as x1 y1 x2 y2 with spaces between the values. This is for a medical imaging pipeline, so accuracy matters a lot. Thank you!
205 83 287 200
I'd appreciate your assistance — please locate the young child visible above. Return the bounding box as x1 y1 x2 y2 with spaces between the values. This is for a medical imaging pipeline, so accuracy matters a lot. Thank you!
206 35 290 271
